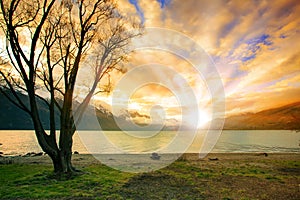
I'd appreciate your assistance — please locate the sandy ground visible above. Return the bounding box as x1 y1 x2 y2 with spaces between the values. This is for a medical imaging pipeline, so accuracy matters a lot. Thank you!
1 152 299 168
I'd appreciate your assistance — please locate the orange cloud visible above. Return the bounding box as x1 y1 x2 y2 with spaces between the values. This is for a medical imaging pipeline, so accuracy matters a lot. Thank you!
113 0 300 119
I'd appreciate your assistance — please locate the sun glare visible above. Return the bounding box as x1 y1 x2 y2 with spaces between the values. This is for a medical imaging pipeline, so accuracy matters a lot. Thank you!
128 101 142 111
197 110 211 128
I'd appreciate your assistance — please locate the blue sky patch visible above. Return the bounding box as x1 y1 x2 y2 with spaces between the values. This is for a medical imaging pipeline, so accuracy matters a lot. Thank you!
241 54 256 62
156 0 172 8
128 0 145 24
246 34 273 46
128 0 171 24
239 34 273 62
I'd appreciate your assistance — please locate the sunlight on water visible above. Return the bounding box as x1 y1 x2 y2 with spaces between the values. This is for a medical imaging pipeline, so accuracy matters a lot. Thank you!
0 130 299 155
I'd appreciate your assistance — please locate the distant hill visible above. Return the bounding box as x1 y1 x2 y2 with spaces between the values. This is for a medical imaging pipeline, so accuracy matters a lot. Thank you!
0 90 60 130
1 90 299 130
223 102 300 130
0 90 127 130
0 91 179 130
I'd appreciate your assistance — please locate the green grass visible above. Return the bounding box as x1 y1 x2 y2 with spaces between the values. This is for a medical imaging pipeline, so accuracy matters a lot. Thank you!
0 157 299 199
0 164 133 199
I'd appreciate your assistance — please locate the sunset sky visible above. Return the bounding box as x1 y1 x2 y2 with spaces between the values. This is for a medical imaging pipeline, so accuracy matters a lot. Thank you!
3 0 299 127
90 0 300 126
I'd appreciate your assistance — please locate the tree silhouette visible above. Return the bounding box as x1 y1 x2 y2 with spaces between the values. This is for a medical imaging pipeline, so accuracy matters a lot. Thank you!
0 0 140 173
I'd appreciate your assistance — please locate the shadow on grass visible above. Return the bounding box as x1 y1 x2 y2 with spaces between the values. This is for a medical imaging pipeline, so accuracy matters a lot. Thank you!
119 172 205 199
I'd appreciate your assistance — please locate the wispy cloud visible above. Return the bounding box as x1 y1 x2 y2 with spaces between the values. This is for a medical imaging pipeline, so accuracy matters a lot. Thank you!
118 0 300 117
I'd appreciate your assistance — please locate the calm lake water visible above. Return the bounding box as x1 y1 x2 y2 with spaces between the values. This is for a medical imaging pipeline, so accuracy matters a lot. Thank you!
0 130 299 155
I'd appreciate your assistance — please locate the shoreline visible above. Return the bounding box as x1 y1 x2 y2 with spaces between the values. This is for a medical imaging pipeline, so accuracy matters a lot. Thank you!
1 152 299 166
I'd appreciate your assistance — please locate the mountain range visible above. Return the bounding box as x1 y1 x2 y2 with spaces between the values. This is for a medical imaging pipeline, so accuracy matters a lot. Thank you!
223 101 300 130
0 90 179 130
0 91 299 130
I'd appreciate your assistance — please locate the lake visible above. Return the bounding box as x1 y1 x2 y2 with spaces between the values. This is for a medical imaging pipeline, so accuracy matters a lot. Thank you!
0 130 299 156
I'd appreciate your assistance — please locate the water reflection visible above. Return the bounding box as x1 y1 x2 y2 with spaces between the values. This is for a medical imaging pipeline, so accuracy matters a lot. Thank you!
0 130 299 155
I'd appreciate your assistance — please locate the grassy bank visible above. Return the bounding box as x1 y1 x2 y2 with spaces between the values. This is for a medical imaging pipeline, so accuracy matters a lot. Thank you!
0 153 299 199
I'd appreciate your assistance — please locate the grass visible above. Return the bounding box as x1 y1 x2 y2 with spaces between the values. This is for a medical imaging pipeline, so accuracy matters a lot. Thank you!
0 154 299 199
0 164 132 199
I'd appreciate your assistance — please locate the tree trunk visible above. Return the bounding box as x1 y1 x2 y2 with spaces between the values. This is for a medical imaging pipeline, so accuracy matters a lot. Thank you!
50 149 74 173
42 128 74 174
56 121 75 173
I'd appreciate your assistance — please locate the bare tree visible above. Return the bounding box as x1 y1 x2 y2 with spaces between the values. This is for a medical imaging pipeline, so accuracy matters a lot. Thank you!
0 0 140 173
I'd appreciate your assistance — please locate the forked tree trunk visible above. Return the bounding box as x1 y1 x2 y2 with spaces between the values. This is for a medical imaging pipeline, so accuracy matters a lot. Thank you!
30 96 75 174
57 128 74 173
32 128 75 173
45 132 74 174
50 147 74 173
